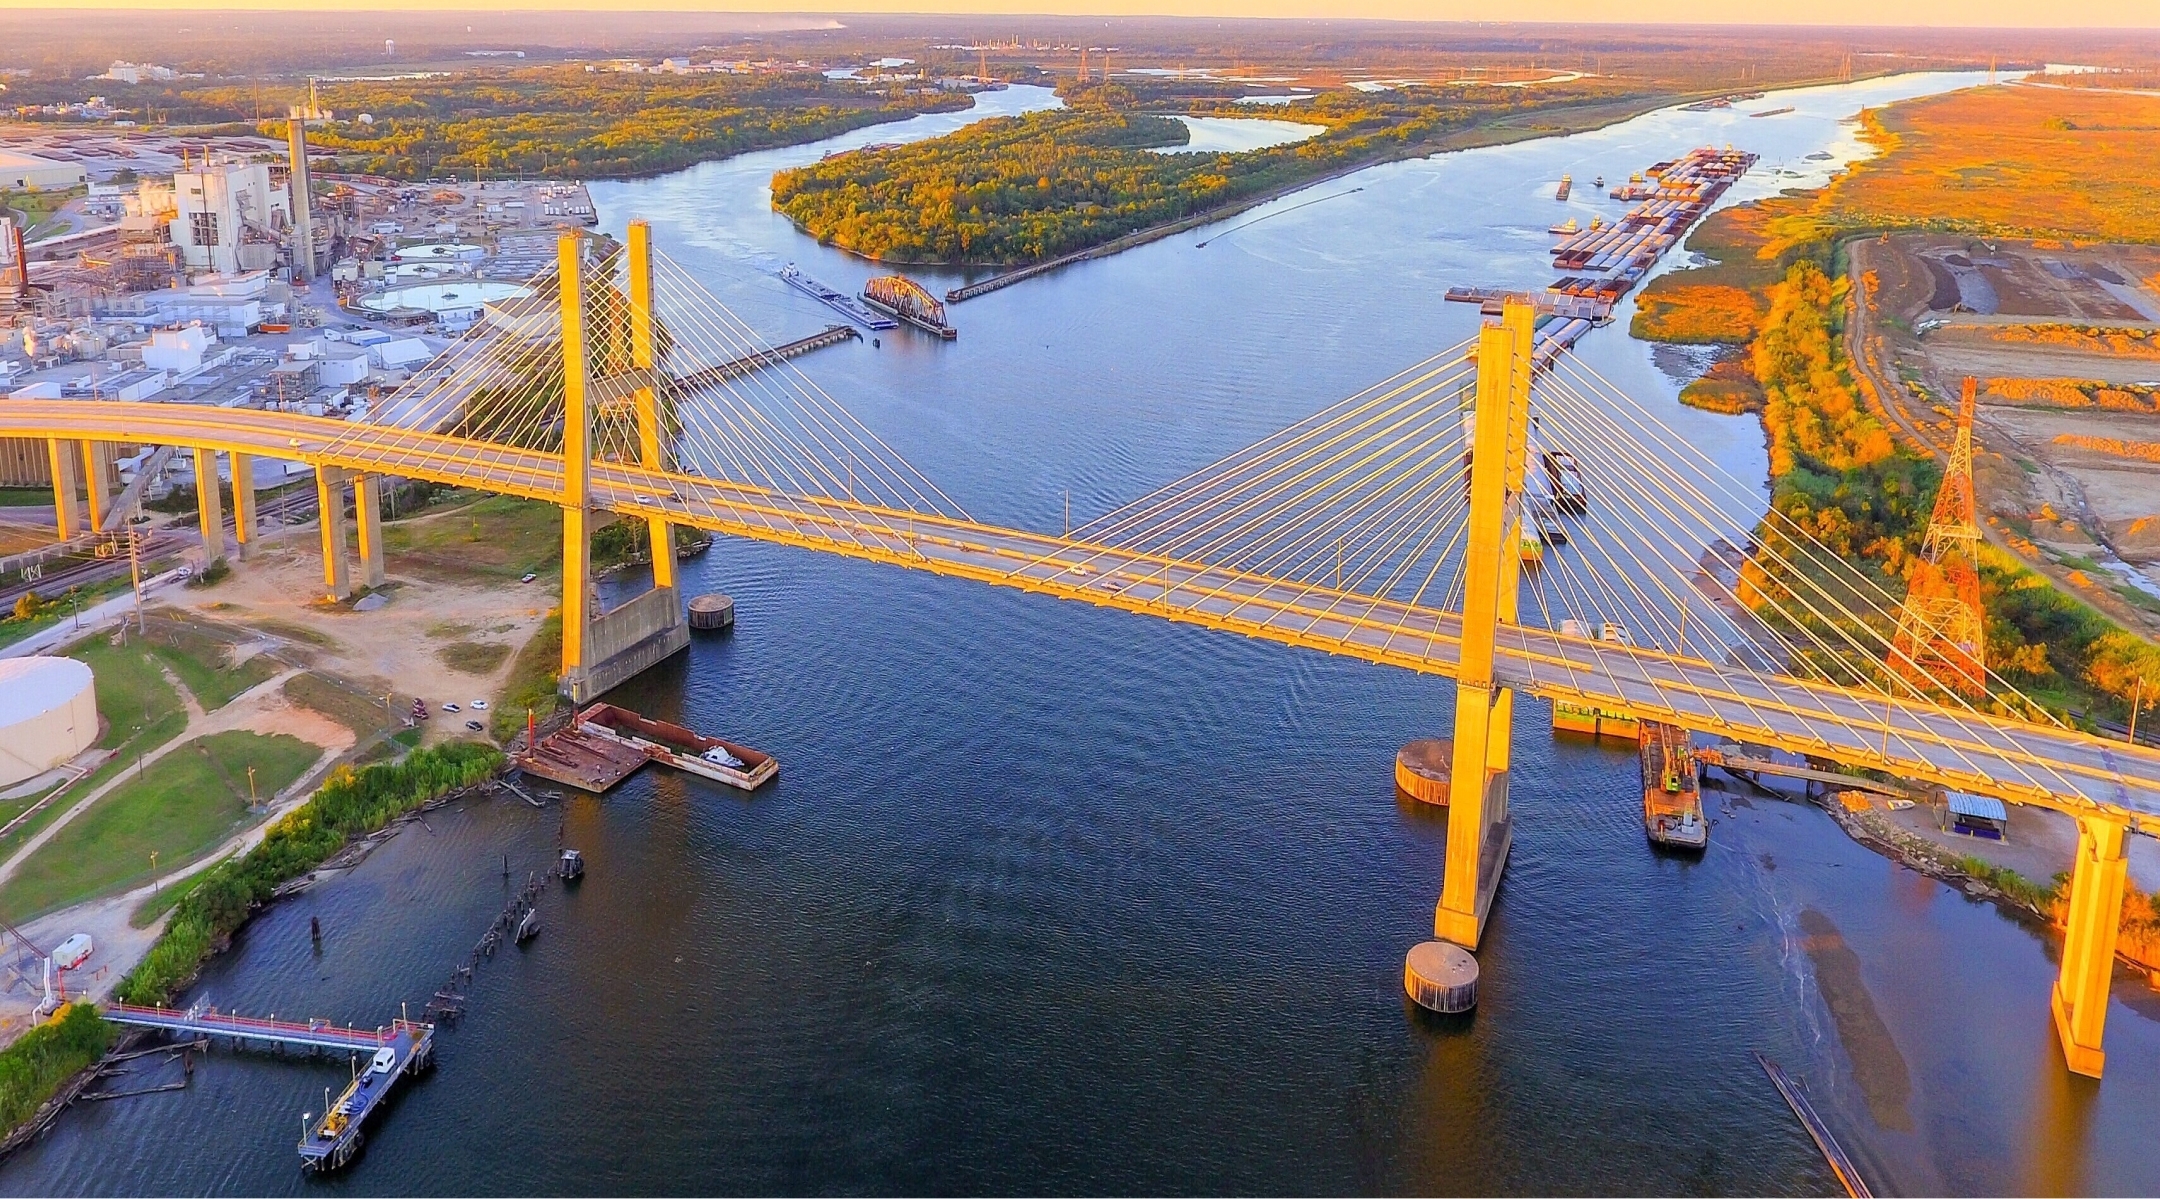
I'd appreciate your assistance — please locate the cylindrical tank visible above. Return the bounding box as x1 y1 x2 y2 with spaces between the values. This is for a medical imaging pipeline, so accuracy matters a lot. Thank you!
1395 738 1452 805
0 656 97 787
687 593 735 631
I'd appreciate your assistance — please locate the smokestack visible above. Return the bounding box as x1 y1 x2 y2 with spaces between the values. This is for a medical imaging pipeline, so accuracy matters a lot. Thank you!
287 116 316 283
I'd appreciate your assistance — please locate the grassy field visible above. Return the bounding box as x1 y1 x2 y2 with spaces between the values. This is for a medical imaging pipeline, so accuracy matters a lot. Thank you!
0 487 53 507
69 634 188 746
0 579 129 651
1825 84 2160 244
0 730 319 920
492 611 562 739
384 493 561 584
282 672 395 738
141 619 279 711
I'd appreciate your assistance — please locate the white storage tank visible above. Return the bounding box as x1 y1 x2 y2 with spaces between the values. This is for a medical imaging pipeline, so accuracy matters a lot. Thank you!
0 657 97 786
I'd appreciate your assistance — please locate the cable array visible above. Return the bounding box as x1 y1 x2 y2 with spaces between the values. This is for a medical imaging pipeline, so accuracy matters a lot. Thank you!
326 241 967 539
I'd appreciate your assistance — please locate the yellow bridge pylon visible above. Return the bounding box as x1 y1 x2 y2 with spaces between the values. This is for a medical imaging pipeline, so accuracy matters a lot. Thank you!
1436 299 1534 949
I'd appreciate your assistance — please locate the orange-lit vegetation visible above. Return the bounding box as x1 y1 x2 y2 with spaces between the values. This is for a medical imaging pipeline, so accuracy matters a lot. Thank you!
1973 324 2160 359
2053 434 2160 463
1643 81 2160 719
1980 379 2160 411
1823 85 2160 244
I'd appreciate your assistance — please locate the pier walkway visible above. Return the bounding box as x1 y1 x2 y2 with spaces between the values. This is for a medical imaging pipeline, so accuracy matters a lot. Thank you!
103 1002 423 1054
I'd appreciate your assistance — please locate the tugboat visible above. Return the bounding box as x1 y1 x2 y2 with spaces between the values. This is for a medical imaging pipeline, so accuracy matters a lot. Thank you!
559 848 584 881
1593 174 1605 189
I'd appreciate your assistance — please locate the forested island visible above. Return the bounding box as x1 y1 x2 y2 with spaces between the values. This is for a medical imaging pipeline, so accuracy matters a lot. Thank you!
6 67 969 182
770 79 1664 266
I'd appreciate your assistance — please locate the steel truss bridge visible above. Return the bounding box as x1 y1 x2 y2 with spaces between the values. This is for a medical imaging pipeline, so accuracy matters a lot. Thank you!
10 226 2157 1077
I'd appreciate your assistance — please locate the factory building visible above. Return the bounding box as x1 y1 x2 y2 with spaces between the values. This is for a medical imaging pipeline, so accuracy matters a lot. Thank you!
0 149 87 191
171 158 291 275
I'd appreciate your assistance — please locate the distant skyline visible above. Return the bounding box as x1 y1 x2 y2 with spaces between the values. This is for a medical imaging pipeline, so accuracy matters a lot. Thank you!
2 0 2158 28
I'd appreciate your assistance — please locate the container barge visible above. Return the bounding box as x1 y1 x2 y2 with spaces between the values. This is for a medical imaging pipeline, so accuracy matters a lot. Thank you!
1446 147 1755 373
779 264 896 330
1554 174 1572 202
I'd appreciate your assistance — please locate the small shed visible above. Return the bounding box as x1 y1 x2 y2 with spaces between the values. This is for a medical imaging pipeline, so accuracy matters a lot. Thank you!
1943 792 2009 841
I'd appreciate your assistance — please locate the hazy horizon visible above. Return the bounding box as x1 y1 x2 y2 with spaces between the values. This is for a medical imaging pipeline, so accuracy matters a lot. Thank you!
0 2 2156 30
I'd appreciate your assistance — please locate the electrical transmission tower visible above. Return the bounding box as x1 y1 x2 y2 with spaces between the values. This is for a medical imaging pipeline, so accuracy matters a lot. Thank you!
1889 376 1986 697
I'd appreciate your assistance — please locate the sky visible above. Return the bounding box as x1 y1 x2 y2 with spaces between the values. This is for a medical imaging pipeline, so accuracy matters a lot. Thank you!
3 0 2157 25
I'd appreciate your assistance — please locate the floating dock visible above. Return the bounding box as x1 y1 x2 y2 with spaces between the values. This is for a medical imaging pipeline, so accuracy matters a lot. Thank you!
517 704 777 793
575 702 778 791
778 264 895 330
100 1003 434 1173
518 722 651 792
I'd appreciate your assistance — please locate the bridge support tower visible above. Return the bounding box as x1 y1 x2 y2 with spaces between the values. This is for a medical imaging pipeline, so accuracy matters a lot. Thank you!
1434 299 1534 950
2054 812 2129 1077
555 225 688 704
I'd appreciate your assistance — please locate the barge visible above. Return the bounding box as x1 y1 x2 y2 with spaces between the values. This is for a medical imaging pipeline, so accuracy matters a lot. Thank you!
778 263 896 330
576 702 778 791
1640 719 1707 851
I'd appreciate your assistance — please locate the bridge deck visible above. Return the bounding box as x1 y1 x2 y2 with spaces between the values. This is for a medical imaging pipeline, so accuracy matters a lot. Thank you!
10 400 2158 822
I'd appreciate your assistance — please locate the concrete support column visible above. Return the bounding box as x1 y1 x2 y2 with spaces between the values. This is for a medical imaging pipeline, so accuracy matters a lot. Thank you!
193 447 225 565
82 441 117 532
48 438 82 542
1435 301 1532 950
352 473 386 589
229 452 257 559
2053 814 2128 1077
315 464 351 600
628 219 676 592
557 231 593 691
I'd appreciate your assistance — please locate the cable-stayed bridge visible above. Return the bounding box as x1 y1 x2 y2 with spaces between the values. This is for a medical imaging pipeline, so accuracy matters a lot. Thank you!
9 226 2156 1076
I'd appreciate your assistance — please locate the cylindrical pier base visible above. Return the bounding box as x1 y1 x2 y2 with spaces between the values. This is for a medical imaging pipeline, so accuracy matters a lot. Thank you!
687 593 735 631
1405 940 1478 1013
1395 738 1453 806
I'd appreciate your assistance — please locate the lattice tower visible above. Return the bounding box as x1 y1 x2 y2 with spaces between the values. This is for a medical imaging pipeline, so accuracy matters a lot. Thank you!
1889 376 1986 696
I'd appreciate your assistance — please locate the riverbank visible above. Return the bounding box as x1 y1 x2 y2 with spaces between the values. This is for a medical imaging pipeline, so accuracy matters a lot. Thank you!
0 742 499 1154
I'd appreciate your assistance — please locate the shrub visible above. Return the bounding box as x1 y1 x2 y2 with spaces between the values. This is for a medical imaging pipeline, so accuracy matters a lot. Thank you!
115 741 501 1005
0 1003 112 1139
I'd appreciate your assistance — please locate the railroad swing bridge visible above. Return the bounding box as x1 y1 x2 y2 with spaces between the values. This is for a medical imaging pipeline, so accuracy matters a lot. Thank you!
11 227 2159 1078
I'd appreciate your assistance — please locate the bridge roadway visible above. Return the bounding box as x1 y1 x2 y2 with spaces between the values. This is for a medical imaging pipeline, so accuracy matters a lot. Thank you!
13 399 2159 821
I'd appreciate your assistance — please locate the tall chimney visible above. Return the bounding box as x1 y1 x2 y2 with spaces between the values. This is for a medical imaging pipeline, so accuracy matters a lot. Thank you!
286 116 316 283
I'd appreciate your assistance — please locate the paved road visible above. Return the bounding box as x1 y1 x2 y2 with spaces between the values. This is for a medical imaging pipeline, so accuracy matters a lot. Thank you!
6 399 2157 820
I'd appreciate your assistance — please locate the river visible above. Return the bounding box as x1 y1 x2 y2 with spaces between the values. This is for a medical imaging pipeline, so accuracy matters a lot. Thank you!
10 70 2160 1196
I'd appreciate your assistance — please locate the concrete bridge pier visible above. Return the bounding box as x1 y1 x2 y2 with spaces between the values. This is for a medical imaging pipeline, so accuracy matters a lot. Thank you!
2053 813 2130 1077
82 441 118 532
1432 300 1534 952
353 473 387 589
554 227 688 705
47 438 83 541
193 447 226 566
229 451 257 559
316 465 351 600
